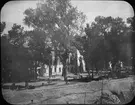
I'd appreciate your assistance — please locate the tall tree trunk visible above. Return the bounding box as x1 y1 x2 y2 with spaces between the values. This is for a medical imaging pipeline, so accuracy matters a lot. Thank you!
94 63 98 75
25 80 29 89
48 59 52 84
62 61 68 83
33 61 37 81
35 61 39 80
49 63 52 77
85 61 90 77
34 68 37 80
62 62 65 77
91 65 94 79
74 56 78 75
54 65 57 73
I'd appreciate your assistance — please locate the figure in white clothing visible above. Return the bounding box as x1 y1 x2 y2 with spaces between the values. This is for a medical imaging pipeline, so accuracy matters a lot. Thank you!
109 61 112 69
120 61 123 69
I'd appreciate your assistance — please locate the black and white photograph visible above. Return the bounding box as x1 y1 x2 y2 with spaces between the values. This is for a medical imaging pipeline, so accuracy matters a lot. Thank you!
1 0 135 104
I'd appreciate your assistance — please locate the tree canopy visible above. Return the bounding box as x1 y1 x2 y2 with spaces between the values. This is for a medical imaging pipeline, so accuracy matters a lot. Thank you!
1 0 134 83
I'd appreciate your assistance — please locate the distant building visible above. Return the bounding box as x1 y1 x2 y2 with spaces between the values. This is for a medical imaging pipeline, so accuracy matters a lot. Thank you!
37 63 63 77
37 49 86 76
44 63 63 76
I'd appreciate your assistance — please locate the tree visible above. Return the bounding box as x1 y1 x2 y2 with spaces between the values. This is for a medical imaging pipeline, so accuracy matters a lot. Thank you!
76 16 130 79
1 23 25 83
1 23 34 84
23 0 86 82
84 23 105 78
91 16 129 69
25 29 52 80
126 16 135 73
1 22 6 34
1 22 12 83
8 24 25 46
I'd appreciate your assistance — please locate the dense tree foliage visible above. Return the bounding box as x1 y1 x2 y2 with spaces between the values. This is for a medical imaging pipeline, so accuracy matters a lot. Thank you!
1 0 134 83
75 16 134 78
23 0 86 81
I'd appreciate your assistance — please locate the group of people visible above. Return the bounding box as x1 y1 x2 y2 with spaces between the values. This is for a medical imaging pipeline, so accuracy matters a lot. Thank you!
109 60 123 70
108 60 124 78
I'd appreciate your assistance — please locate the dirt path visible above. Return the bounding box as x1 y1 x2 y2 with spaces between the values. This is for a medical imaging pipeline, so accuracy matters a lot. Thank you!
2 76 135 104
